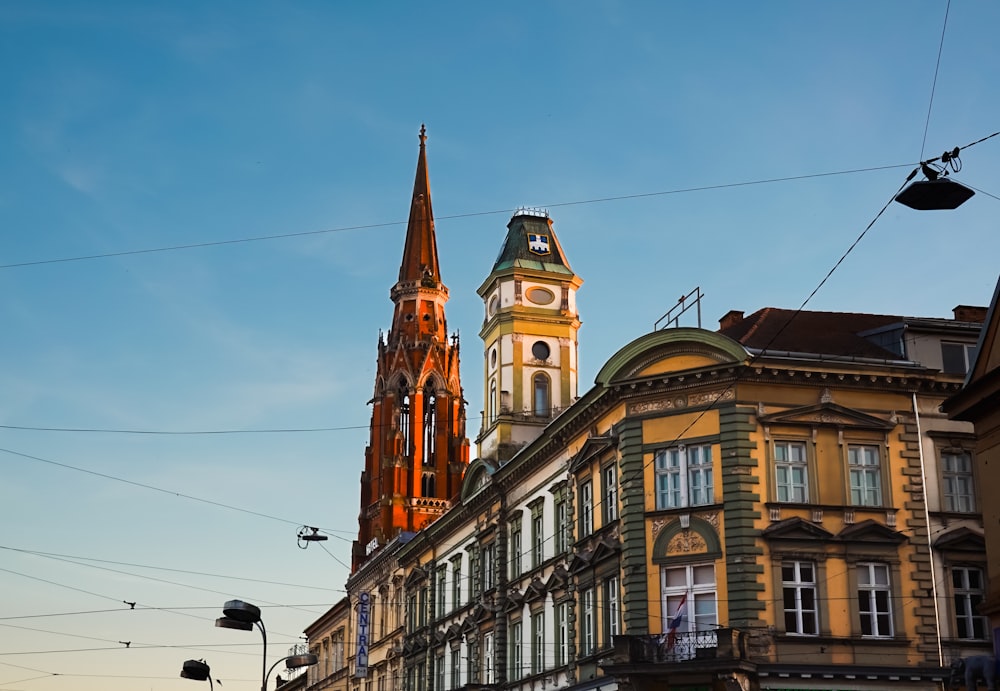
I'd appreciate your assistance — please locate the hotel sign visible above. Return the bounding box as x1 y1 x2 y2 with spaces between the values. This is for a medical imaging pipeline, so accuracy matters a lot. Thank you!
355 592 370 678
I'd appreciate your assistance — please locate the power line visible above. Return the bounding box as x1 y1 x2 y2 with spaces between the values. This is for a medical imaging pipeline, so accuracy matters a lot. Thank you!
0 163 915 271
0 545 342 592
0 445 350 537
919 0 952 161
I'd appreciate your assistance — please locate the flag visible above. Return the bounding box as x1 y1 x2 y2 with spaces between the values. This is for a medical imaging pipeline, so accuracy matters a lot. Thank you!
666 594 687 649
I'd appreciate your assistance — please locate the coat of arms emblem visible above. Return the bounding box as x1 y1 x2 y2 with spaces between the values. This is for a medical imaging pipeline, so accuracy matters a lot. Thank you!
527 234 550 255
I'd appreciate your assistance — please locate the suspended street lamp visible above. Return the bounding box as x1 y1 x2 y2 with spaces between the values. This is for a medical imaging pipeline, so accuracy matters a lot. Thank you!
895 148 975 210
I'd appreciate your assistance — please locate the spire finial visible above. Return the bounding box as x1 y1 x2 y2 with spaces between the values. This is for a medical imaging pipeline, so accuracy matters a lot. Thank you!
419 124 427 145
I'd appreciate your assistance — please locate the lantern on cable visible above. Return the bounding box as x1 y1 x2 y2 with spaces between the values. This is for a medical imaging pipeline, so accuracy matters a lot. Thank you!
895 147 975 210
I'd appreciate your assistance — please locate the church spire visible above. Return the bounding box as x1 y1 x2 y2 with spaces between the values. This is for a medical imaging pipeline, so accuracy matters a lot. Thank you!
354 127 469 571
398 124 440 285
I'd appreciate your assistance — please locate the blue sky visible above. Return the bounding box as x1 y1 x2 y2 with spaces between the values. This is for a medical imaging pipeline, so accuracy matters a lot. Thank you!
1 2 998 690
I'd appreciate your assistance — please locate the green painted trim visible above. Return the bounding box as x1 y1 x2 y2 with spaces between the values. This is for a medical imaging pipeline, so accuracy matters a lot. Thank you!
595 328 747 386
615 417 649 634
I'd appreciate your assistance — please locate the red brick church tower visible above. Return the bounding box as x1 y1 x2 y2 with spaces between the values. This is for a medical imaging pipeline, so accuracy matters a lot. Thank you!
353 127 470 570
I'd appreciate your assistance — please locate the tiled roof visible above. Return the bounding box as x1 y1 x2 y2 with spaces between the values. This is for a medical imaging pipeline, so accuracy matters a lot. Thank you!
719 308 904 360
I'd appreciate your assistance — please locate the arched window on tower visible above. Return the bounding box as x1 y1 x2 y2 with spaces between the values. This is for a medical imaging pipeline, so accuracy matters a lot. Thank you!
489 378 497 423
421 473 436 497
423 389 436 466
533 373 550 418
399 388 411 458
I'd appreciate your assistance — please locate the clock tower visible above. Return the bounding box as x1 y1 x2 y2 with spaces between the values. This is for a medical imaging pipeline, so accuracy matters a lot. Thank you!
476 209 582 463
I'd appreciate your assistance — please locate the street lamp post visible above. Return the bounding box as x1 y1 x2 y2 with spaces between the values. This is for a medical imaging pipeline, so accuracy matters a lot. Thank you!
216 599 317 691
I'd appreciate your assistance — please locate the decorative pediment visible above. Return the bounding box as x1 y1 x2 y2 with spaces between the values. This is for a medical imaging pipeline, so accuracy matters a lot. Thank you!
503 589 525 613
591 534 622 563
837 519 908 544
446 623 463 641
762 516 835 542
474 602 494 623
545 565 570 592
523 578 547 603
759 402 895 431
934 526 986 553
404 565 428 588
460 616 478 636
432 628 447 645
568 548 594 574
460 458 498 502
569 433 618 474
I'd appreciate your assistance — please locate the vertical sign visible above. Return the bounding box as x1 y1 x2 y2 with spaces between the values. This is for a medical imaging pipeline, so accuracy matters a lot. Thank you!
355 592 370 678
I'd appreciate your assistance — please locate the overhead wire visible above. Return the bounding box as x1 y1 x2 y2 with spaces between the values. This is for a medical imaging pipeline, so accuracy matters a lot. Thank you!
0 445 352 539
0 545 342 592
0 163 917 271
919 0 951 161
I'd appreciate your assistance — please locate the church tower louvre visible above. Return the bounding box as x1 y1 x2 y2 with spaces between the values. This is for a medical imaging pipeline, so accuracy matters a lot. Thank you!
354 127 470 571
476 209 582 463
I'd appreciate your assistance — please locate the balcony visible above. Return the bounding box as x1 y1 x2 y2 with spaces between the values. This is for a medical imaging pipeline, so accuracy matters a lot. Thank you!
604 629 755 684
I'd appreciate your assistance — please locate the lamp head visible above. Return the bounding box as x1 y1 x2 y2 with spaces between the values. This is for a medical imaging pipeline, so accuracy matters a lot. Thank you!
181 659 211 681
215 616 254 631
895 177 975 210
221 599 261 624
285 653 319 669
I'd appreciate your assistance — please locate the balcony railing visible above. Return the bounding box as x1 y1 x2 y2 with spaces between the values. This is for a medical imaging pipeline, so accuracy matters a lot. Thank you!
609 628 748 665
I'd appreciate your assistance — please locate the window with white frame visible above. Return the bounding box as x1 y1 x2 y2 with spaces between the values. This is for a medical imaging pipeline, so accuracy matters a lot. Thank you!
581 587 595 655
509 620 522 680
450 648 460 689
774 441 808 502
509 516 522 578
555 601 569 667
942 341 978 375
654 444 714 509
604 576 620 644
468 545 481 596
436 566 447 619
483 631 494 684
451 557 462 611
579 480 593 537
435 653 445 691
942 451 976 513
782 561 818 635
553 486 569 554
953 566 988 640
661 563 717 633
603 464 619 523
483 542 497 591
848 445 883 507
531 502 545 567
857 562 893 637
467 638 479 684
531 611 545 674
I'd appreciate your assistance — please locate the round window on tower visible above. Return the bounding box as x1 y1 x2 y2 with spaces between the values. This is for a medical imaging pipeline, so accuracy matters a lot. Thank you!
526 287 555 305
531 340 550 361
488 295 499 316
490 347 498 369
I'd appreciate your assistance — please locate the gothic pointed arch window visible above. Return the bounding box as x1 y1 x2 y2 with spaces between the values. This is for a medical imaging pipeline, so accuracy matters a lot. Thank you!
423 387 437 466
398 385 411 459
422 472 436 497
533 373 550 418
